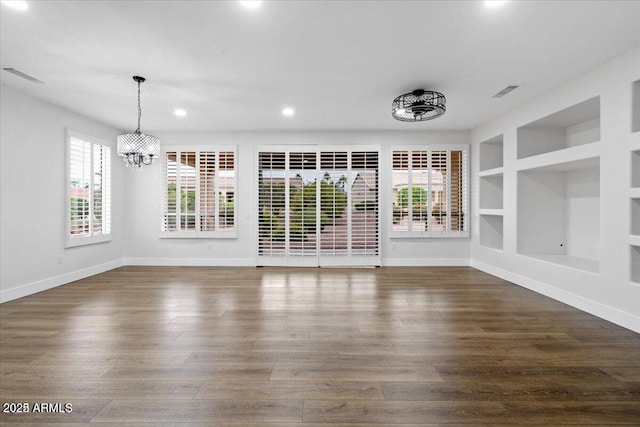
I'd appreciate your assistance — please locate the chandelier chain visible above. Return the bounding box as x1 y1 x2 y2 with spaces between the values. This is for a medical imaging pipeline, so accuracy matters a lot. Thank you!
136 80 142 133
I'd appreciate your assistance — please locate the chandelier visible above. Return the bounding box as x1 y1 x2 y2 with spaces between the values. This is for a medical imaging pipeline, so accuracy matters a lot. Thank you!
117 76 160 167
392 89 446 122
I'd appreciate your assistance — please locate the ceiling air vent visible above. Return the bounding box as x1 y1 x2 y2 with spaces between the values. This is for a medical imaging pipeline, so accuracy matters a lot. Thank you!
492 85 519 98
2 68 44 84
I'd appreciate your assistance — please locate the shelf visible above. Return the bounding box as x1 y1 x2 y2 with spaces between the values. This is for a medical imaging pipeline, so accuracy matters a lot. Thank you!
632 150 640 188
516 142 600 172
631 188 640 198
479 135 504 171
480 214 503 250
517 96 600 159
479 167 504 177
517 158 600 273
630 235 640 247
633 80 640 133
520 253 599 274
478 209 504 216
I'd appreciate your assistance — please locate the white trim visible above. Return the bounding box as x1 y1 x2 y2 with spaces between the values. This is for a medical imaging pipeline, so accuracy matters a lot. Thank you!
471 259 640 333
124 257 254 267
0 259 124 303
383 257 470 266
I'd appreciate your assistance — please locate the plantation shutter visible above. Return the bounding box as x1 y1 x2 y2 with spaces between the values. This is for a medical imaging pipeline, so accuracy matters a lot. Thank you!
199 151 215 232
257 146 380 266
258 152 287 257
162 147 237 238
391 146 468 238
319 151 349 257
66 129 111 247
349 151 379 258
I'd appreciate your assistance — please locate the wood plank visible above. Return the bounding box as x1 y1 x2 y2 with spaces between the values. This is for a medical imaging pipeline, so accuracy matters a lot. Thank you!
302 400 509 424
92 399 303 423
196 380 384 400
0 265 638 425
0 380 203 400
271 365 442 381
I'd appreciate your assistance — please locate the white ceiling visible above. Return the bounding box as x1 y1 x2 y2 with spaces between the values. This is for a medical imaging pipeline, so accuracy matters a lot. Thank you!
1 0 639 132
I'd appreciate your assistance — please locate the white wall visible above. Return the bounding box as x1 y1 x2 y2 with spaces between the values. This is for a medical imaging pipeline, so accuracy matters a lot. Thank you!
123 131 471 266
0 85 125 302
471 47 640 332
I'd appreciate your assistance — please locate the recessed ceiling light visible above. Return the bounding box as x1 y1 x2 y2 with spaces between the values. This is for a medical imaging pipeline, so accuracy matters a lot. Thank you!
239 0 262 9
484 0 509 8
1 1 28 11
282 108 294 117
174 109 187 117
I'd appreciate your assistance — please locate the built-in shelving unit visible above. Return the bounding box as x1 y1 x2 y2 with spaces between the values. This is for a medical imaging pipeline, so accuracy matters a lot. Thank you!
516 99 601 273
632 80 640 133
479 135 504 250
517 96 600 159
631 145 640 284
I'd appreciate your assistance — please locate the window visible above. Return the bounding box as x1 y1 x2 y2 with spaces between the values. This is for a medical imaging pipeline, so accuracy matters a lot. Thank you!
162 147 237 238
391 145 468 238
66 129 111 247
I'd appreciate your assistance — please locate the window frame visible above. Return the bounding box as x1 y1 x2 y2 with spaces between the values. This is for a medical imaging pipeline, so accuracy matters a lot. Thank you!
65 128 112 248
160 145 238 239
390 144 469 239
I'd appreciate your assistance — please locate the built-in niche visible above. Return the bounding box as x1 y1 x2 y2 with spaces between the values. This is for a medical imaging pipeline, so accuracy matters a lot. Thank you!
517 97 600 159
479 214 503 250
479 174 503 210
517 157 600 273
479 134 504 171
632 150 640 188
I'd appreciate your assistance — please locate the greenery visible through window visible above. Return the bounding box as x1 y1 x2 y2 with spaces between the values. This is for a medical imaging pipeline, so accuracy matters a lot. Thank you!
162 148 236 237
66 129 111 247
392 146 468 237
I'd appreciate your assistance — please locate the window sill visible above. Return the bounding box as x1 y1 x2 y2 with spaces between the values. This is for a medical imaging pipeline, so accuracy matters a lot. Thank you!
65 234 112 248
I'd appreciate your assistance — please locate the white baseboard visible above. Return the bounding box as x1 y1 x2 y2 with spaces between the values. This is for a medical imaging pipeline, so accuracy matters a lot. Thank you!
471 259 640 334
0 259 125 303
124 257 255 267
383 257 470 267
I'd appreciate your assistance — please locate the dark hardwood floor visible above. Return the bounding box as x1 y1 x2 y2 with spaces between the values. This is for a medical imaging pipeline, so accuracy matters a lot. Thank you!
0 266 639 425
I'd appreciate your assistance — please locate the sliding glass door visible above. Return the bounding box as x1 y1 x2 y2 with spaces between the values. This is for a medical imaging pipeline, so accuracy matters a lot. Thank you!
257 146 379 267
